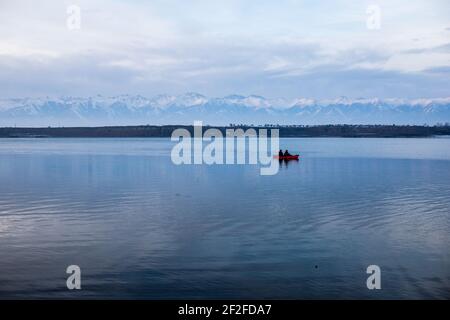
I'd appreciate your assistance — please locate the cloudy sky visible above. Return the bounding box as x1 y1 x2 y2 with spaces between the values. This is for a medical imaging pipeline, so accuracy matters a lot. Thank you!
0 0 449 99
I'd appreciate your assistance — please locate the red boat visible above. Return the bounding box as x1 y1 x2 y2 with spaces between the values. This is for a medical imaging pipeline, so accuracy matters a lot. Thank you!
274 155 299 160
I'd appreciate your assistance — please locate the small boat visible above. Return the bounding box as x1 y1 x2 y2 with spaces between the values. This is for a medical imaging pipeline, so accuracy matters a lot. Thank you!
274 155 299 160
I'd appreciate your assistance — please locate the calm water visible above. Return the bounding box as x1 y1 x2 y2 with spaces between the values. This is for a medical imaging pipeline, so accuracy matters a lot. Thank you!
0 138 449 299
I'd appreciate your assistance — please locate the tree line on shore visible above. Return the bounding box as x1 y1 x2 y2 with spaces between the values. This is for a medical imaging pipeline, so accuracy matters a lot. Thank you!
1 124 450 138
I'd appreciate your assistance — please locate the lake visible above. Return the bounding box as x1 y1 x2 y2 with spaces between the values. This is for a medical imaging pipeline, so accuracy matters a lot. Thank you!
0 137 449 299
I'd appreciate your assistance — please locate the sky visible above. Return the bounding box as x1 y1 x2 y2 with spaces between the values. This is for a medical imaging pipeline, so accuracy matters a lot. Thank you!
0 0 449 99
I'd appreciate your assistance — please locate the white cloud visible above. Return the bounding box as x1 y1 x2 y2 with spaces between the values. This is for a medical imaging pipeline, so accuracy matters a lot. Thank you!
0 0 449 98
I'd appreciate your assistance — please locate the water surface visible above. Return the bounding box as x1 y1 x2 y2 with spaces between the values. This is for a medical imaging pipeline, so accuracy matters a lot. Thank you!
0 138 449 299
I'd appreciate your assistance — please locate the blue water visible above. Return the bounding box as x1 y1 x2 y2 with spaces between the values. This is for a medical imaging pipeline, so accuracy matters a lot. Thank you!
0 138 449 299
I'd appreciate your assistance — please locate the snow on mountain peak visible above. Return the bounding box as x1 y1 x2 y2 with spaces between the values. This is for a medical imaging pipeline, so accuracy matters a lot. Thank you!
0 94 449 126
174 92 208 107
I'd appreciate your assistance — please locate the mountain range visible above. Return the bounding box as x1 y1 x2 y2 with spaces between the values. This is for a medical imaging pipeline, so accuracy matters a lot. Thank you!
1 93 449 127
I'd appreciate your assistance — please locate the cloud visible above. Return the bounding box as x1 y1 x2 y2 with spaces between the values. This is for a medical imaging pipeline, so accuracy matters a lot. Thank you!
402 43 450 54
424 66 450 74
0 0 449 98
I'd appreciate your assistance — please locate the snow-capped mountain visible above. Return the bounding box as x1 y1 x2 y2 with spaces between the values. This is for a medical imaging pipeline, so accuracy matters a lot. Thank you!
0 94 449 127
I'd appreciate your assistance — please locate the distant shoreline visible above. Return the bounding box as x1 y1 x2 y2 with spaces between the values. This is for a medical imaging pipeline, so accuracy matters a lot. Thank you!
1 124 450 138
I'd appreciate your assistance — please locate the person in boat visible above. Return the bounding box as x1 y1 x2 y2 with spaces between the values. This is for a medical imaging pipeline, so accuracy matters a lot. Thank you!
279 149 283 157
283 150 292 157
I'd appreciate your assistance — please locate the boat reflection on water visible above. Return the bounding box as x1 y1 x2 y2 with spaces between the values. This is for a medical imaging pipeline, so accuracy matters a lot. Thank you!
278 157 299 168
